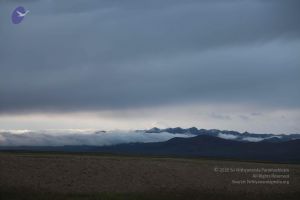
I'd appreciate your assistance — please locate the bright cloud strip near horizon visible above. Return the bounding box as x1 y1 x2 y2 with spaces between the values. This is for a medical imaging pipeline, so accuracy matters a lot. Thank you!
0 0 299 133
0 103 299 134
0 130 193 146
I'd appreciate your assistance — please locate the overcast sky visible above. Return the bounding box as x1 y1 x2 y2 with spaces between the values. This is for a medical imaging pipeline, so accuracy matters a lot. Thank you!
0 0 299 134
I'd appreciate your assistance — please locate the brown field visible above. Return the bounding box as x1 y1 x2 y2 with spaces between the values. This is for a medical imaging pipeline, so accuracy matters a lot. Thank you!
0 152 299 200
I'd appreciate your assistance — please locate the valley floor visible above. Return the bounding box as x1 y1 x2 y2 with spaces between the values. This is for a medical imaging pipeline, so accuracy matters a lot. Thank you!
0 152 299 200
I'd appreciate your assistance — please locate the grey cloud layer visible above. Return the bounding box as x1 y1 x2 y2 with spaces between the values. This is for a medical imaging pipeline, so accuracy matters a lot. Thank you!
0 0 299 113
0 130 192 146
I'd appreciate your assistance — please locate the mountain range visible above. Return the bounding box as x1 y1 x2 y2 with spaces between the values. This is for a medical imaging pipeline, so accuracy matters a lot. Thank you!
144 127 300 142
1 127 299 163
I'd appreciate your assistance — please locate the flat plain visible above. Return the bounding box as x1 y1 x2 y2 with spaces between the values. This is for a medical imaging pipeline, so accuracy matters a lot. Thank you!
0 152 299 200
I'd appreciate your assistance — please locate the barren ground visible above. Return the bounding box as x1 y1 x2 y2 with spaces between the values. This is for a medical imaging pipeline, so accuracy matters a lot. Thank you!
0 152 299 199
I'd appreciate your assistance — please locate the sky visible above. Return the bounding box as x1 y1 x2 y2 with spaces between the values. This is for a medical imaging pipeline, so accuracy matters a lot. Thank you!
0 0 299 134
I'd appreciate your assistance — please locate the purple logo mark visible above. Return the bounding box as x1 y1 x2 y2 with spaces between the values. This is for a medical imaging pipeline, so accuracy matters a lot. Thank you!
11 6 30 24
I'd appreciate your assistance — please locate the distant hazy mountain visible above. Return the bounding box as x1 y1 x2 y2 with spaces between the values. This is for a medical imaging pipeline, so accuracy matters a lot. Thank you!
144 127 300 142
1 127 299 163
89 135 300 163
1 134 299 163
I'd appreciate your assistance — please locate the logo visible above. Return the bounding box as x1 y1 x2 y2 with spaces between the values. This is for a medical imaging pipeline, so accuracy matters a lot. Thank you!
11 6 30 24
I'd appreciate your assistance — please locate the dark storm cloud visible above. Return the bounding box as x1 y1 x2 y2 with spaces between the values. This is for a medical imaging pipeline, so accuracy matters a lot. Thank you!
0 0 299 113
